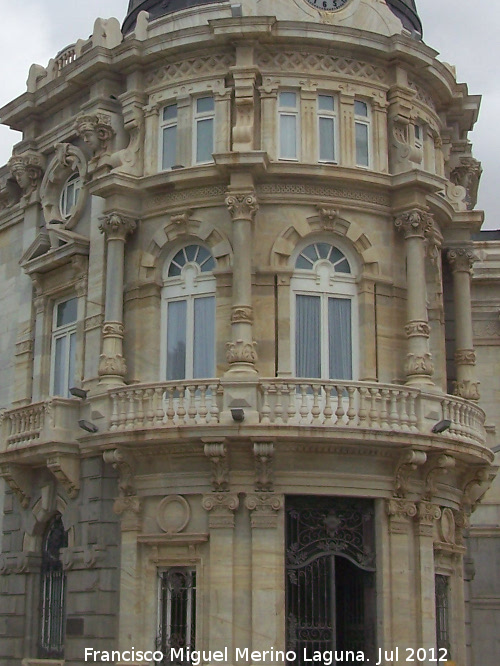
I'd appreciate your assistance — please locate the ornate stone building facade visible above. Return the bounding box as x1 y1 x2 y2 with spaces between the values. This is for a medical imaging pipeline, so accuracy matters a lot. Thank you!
0 1 498 665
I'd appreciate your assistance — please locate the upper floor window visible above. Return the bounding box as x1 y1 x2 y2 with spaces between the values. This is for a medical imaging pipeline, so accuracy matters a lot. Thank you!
60 173 82 220
414 123 424 151
157 568 196 664
51 297 78 396
318 95 338 164
162 244 216 380
194 96 215 164
279 91 299 160
292 242 357 380
354 100 370 168
160 104 178 170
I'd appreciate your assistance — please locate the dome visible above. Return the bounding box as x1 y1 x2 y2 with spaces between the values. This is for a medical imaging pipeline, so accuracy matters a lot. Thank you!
123 0 422 37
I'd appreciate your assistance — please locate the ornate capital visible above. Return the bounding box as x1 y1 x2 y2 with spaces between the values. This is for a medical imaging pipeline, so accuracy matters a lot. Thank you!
225 191 258 221
204 442 229 492
8 150 45 203
102 322 125 339
453 379 480 401
447 247 477 274
75 112 115 158
253 442 275 492
416 501 441 537
405 352 434 378
454 349 476 366
405 320 430 339
202 492 239 528
386 498 417 532
245 493 283 528
98 353 127 378
99 213 137 241
394 209 433 240
226 339 258 365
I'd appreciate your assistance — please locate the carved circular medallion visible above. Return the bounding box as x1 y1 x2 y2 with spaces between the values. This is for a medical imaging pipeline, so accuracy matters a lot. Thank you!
439 508 456 544
156 495 190 534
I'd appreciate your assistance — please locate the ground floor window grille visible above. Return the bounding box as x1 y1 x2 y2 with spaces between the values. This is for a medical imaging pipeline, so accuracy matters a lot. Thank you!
157 568 196 664
435 574 451 658
286 496 376 665
39 513 68 658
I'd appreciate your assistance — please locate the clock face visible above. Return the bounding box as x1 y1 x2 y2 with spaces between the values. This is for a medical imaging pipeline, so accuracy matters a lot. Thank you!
305 0 350 10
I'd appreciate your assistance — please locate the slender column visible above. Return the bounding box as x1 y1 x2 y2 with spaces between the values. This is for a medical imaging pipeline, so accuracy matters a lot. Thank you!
98 213 136 385
225 191 259 374
394 210 434 386
415 502 441 651
447 247 480 400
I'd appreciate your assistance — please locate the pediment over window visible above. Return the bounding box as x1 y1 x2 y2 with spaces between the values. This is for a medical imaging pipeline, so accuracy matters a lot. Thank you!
20 228 89 276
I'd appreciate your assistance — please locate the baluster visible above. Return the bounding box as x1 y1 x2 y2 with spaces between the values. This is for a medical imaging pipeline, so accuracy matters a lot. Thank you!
323 384 333 426
299 385 310 424
154 387 165 425
125 390 136 429
209 384 220 423
187 385 197 424
275 384 284 424
117 393 126 430
110 393 119 431
145 389 155 427
198 385 208 423
287 384 297 424
369 388 379 428
408 392 418 433
311 384 321 424
165 386 175 425
260 384 272 424
389 390 400 431
358 388 368 428
380 389 390 429
346 386 356 425
177 387 186 426
335 385 345 425
135 390 144 427
399 391 410 432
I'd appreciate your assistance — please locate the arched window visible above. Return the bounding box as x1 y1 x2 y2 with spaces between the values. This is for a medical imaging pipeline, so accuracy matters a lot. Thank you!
60 173 82 220
292 242 357 380
162 244 216 380
39 513 68 658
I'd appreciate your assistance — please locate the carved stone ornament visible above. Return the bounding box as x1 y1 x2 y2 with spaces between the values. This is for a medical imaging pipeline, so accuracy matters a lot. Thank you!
416 501 441 537
450 157 482 210
0 463 32 508
423 455 455 500
439 508 456 544
103 448 135 496
231 306 254 325
8 151 45 204
394 449 427 498
39 143 88 229
62 545 106 571
316 206 340 230
202 492 239 528
46 455 80 499
462 466 498 514
113 495 142 532
98 353 127 378
404 320 430 339
386 498 417 533
226 339 258 365
156 495 191 534
204 442 229 492
253 442 275 492
99 213 137 241
225 191 259 221
394 210 434 240
245 493 283 528
454 349 476 366
453 380 480 401
447 247 477 274
102 322 125 339
75 112 115 159
171 209 194 227
405 352 434 378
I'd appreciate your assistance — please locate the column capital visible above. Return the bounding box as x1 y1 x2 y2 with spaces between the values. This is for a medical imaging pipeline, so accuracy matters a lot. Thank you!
225 191 259 221
99 212 137 241
447 247 477 274
394 209 433 239
386 498 417 533
416 501 441 536
245 493 283 528
202 492 239 528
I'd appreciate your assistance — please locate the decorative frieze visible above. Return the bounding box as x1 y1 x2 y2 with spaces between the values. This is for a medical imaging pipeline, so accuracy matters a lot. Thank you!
99 213 137 241
204 442 229 492
245 493 283 528
253 442 275 492
202 492 239 528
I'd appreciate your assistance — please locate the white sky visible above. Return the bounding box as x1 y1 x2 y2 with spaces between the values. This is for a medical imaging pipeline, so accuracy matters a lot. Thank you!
0 0 498 229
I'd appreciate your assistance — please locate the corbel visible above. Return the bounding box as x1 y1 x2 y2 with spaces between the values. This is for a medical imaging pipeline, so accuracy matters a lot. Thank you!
394 449 427 498
253 441 275 492
103 448 135 496
422 454 455 501
46 454 80 499
0 463 32 508
462 465 498 514
203 440 229 492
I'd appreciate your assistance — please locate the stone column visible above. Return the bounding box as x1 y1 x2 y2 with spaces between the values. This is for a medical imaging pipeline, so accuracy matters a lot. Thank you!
386 499 418 664
394 210 434 386
245 493 285 663
447 247 480 400
415 502 441 652
98 213 136 385
225 191 259 374
202 493 239 665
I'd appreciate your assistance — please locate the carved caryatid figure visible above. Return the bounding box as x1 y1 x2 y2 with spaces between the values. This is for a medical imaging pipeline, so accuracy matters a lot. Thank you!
8 151 45 205
75 112 115 162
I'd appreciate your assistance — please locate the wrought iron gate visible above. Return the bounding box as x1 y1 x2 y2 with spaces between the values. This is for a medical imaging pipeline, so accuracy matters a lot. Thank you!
286 497 376 665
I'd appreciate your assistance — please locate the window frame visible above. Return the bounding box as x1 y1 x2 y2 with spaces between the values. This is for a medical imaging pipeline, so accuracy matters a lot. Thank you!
50 296 78 397
193 95 215 165
159 102 179 171
354 99 371 169
317 94 338 164
278 90 300 161
59 173 82 221
156 567 197 663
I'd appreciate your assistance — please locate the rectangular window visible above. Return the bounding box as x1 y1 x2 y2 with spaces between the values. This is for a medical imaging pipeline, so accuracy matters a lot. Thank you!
414 123 423 150
51 298 78 397
354 100 370 168
318 95 337 163
161 104 178 170
194 96 215 164
157 569 196 663
193 296 215 378
435 574 451 658
166 300 187 381
296 295 321 378
279 91 299 160
328 297 352 380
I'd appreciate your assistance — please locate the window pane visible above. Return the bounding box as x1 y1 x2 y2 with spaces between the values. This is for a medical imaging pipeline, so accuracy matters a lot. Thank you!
53 336 67 396
162 125 177 170
194 296 215 378
354 100 368 117
355 122 369 167
319 117 335 162
163 104 177 121
280 114 297 159
167 301 187 380
316 243 331 259
68 332 76 394
335 258 351 274
296 295 321 378
296 255 313 270
302 244 319 262
280 92 297 108
57 298 78 327
318 95 334 112
197 96 214 113
185 245 199 262
328 298 352 380
196 118 214 163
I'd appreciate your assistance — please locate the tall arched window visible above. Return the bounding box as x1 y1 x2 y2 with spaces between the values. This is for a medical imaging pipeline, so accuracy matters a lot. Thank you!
292 242 358 380
162 244 216 380
39 513 68 658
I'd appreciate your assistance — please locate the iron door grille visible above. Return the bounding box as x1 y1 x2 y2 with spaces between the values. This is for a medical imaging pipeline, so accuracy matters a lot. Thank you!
157 568 196 664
